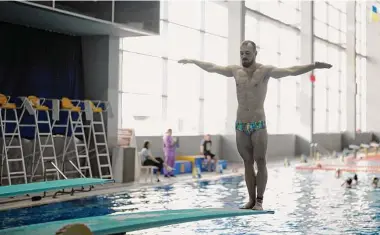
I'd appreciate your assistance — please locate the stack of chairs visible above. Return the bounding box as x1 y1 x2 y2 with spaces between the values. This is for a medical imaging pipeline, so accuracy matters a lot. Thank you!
0 94 114 200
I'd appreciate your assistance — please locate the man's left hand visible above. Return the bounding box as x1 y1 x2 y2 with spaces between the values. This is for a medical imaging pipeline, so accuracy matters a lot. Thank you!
315 62 333 69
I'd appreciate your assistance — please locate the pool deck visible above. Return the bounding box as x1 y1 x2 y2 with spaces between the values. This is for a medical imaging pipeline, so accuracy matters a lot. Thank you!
0 163 244 211
2 157 363 212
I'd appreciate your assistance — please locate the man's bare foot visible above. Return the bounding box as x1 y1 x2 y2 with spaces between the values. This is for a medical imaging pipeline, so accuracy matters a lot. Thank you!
252 201 263 210
239 201 255 209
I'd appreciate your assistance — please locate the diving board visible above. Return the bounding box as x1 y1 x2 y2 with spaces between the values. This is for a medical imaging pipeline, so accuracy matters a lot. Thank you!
0 178 113 198
0 208 275 235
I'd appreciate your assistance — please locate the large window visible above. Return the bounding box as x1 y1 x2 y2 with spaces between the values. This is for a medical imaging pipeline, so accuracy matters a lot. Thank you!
205 1 228 37
313 1 347 133
168 1 201 29
203 33 228 134
313 40 328 133
314 1 346 46
120 93 163 135
121 21 165 57
119 0 231 136
167 23 201 61
120 52 162 95
119 51 164 135
245 10 300 134
245 14 259 43
167 60 200 134
313 38 346 133
118 0 367 137
245 1 300 27
355 2 367 56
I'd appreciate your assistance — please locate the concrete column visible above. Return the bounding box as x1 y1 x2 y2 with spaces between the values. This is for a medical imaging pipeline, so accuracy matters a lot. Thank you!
366 2 380 137
345 2 356 140
107 36 121 148
81 35 120 147
161 0 169 127
297 1 313 154
222 1 244 162
199 0 206 135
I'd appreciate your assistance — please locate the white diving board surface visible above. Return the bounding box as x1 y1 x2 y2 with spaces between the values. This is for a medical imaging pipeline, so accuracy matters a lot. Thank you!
0 208 275 235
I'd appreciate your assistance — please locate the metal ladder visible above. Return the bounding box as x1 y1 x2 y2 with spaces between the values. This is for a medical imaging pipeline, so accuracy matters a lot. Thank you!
31 109 60 182
69 112 93 178
0 103 27 185
91 111 113 179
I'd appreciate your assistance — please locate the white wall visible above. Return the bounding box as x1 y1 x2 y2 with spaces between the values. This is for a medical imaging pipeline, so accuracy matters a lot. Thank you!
366 2 380 135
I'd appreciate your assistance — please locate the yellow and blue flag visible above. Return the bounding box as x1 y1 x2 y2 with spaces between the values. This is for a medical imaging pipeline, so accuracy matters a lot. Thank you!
371 5 379 22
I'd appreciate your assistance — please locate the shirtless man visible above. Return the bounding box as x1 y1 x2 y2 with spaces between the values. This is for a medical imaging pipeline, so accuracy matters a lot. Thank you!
178 40 332 210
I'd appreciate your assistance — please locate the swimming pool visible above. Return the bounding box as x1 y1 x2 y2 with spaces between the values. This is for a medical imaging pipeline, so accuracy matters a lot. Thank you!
1 167 379 234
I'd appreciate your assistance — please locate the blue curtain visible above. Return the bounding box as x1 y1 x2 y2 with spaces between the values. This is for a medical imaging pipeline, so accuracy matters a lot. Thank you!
0 22 84 139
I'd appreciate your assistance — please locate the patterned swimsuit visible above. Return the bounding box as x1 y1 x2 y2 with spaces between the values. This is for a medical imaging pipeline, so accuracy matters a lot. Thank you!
235 120 266 135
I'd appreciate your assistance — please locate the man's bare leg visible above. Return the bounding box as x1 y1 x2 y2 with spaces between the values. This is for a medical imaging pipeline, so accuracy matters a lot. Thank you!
214 156 219 173
236 130 256 209
251 129 268 210
207 155 212 171
242 160 256 208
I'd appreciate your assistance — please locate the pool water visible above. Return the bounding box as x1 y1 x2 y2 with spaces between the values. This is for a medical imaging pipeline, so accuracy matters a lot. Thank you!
1 167 380 234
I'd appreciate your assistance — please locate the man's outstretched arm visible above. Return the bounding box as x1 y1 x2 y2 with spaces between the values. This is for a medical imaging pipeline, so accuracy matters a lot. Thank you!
268 62 332 79
178 59 234 77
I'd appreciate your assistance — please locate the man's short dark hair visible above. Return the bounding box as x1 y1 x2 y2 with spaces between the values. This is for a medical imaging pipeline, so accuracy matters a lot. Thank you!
241 40 257 51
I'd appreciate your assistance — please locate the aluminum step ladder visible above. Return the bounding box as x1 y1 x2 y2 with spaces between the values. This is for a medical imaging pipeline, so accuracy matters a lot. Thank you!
0 95 27 185
83 101 113 179
91 109 113 179
28 97 60 182
69 111 93 178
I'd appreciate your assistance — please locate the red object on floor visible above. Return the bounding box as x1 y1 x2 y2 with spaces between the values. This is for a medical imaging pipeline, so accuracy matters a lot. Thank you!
310 74 316 83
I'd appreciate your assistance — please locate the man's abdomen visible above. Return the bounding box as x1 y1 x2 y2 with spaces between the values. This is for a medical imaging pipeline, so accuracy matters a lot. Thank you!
236 107 266 122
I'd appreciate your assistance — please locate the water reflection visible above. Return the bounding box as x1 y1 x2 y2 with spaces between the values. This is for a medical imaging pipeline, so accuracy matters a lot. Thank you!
126 168 380 235
0 167 379 234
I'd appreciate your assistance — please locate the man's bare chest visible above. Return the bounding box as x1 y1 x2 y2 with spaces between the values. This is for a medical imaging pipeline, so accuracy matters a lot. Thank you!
235 68 267 88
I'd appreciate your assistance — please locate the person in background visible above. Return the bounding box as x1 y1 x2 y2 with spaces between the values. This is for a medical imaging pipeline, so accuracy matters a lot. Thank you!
353 174 358 184
163 129 177 177
342 177 353 188
200 134 218 172
140 140 173 182
335 168 342 178
372 177 379 188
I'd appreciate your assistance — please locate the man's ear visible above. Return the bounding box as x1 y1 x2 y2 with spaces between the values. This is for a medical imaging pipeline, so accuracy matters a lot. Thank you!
255 51 258 57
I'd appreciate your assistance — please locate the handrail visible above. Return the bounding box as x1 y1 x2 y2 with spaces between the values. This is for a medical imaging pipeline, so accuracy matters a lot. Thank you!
50 162 68 179
69 160 86 178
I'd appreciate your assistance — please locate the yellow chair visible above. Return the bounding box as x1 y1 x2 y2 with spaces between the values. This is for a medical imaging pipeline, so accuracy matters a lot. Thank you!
0 94 16 109
61 97 81 112
27 95 49 111
88 100 102 113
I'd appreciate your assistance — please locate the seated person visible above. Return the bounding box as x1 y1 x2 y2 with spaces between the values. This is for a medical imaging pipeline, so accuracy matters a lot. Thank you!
342 177 353 188
372 177 379 188
140 140 173 182
200 134 218 172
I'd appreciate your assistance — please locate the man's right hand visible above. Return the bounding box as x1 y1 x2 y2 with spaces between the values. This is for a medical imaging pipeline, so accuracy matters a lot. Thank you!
178 59 192 64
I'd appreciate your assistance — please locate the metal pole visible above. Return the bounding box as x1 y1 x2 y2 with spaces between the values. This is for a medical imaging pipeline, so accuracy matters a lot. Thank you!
310 0 315 145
